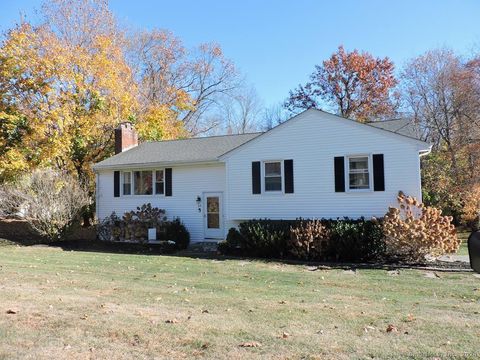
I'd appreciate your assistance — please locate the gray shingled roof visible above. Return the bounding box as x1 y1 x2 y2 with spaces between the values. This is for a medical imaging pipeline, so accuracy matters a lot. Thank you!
93 133 262 170
367 118 422 140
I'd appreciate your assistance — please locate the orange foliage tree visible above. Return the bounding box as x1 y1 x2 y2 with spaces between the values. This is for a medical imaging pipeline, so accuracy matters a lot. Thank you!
285 45 398 122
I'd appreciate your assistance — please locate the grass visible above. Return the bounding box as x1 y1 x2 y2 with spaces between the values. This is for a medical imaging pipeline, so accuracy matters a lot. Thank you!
0 242 479 359
458 231 471 256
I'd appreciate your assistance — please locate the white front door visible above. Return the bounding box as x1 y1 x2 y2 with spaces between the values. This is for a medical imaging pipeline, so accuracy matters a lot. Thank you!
203 192 223 239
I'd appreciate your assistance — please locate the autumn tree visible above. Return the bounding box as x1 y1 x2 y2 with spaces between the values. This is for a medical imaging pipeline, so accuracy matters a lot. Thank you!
262 102 290 130
128 29 239 137
285 45 398 122
401 48 480 227
219 86 263 134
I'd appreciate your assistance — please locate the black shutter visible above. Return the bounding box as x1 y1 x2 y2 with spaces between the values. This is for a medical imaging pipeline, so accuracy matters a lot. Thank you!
252 161 261 194
114 171 120 197
334 157 345 192
284 159 294 193
373 154 385 191
165 168 172 196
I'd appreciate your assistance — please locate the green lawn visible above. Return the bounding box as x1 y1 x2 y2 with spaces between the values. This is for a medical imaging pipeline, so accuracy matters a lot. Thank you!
458 232 470 256
0 242 479 359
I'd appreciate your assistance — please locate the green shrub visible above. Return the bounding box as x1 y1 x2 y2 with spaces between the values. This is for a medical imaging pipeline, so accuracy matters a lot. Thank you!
237 219 296 258
165 218 190 250
218 228 245 255
218 218 385 262
323 218 385 262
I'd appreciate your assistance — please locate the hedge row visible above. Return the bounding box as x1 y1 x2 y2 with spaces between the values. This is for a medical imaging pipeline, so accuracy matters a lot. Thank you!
218 218 385 262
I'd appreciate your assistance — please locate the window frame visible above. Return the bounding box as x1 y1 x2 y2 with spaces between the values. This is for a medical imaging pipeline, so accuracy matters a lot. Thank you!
154 169 165 195
346 155 372 192
262 160 283 193
122 171 132 196
120 169 165 197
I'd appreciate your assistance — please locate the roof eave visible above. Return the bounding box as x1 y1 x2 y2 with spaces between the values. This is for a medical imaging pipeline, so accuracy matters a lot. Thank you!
92 159 221 171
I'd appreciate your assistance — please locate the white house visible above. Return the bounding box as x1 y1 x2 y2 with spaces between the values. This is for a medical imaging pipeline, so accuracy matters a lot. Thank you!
93 109 431 242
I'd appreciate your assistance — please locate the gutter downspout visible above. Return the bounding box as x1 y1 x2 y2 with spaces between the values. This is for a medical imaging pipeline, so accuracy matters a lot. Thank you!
95 171 100 224
417 145 432 202
419 145 433 158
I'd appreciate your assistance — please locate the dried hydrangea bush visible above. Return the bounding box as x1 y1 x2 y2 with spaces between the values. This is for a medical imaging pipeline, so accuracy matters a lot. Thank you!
382 191 459 262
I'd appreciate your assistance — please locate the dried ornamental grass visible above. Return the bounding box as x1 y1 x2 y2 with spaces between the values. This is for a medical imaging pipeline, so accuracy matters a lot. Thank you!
289 219 330 260
383 191 459 262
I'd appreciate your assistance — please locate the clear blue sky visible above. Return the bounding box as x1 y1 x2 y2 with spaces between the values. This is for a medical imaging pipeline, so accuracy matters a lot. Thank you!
2 0 480 108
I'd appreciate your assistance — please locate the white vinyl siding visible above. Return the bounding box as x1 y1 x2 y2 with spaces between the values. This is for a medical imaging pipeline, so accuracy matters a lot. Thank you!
224 110 424 220
97 163 235 242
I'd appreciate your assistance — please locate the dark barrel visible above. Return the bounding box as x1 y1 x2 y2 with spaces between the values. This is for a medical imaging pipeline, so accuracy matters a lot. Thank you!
468 231 480 273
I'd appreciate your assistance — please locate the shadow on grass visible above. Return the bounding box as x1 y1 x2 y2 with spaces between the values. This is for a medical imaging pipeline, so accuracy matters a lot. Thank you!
1 237 471 272
1 238 174 256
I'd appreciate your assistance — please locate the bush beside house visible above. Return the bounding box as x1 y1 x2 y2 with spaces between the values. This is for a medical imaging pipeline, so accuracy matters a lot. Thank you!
383 192 460 262
219 192 459 263
98 204 190 250
218 218 385 262
0 169 90 243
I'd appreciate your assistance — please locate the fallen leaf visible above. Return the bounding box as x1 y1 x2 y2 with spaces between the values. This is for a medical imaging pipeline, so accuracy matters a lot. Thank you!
363 326 375 333
6 309 17 314
405 313 415 322
424 272 440 279
282 332 290 339
386 324 398 333
387 270 400 276
165 319 178 324
201 309 209 314
239 341 261 348
80 314 88 320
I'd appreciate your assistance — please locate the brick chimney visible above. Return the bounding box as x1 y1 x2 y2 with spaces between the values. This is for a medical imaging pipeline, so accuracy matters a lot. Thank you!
115 122 138 154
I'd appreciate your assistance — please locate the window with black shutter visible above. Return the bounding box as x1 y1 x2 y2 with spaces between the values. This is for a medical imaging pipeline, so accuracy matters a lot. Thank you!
334 157 345 192
373 154 385 191
284 159 294 193
252 161 261 194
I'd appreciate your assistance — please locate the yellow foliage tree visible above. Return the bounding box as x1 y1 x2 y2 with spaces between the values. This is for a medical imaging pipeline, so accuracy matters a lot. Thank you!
0 21 137 184
1 0 237 197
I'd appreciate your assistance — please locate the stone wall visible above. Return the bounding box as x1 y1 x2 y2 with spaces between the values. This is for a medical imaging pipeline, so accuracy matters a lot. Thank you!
0 219 96 242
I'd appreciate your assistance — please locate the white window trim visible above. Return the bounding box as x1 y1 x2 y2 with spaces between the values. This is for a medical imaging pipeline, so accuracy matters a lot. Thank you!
122 171 132 196
345 155 373 193
262 160 284 194
121 169 165 197
154 169 165 196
